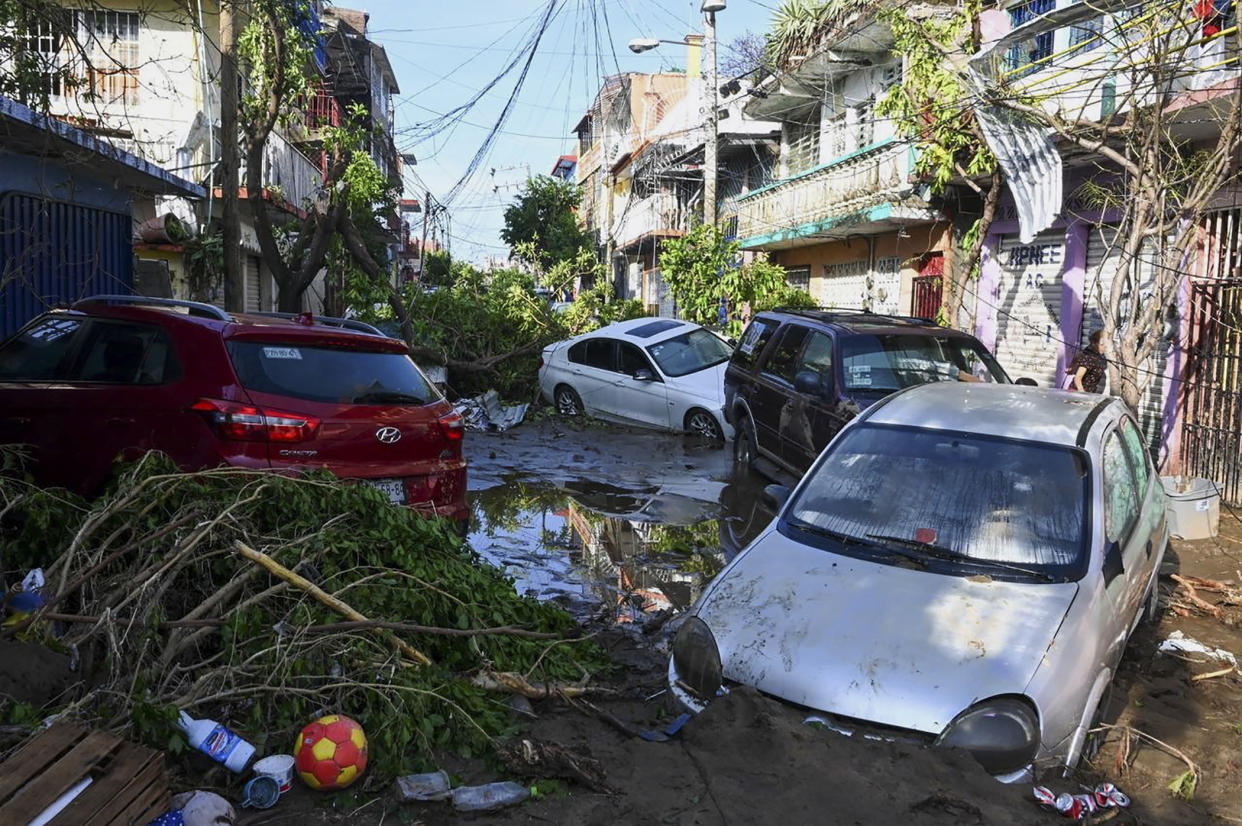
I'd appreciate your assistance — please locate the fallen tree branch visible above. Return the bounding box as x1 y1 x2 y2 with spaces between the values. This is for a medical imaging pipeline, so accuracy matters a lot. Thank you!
235 540 433 667
1190 666 1235 683
1171 574 1224 618
305 620 561 639
472 670 613 699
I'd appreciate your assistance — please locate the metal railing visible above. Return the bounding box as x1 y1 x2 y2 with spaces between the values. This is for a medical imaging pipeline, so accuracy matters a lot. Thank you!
736 141 909 243
612 192 687 247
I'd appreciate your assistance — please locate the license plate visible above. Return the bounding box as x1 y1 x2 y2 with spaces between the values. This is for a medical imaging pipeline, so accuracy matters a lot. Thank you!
365 477 405 504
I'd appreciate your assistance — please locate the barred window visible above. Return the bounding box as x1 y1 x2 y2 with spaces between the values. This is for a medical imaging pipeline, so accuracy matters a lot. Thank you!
80 11 140 105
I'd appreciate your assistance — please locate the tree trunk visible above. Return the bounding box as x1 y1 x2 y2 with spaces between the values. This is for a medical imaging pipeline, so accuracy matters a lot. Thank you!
219 1 243 311
277 284 304 314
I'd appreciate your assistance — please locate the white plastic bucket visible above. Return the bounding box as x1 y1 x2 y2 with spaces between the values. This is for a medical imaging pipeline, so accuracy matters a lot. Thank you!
1160 476 1220 540
253 754 295 794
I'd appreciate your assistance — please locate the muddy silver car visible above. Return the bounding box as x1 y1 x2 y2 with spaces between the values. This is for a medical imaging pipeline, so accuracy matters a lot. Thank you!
669 382 1167 780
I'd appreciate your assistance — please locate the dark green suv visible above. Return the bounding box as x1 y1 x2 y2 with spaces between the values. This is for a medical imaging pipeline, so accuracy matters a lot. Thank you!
725 309 1011 480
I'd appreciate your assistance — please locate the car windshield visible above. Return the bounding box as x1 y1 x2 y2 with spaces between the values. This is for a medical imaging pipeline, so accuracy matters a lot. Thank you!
228 342 440 405
646 329 732 378
840 334 1009 392
784 424 1088 580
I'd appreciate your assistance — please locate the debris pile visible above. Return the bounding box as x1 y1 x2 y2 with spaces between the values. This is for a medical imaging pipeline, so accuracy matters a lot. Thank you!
0 450 605 787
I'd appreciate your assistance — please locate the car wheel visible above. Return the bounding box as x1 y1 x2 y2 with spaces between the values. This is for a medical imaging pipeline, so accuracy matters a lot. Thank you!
554 384 583 416
685 409 724 441
733 417 757 468
1143 578 1162 624
1077 682 1115 767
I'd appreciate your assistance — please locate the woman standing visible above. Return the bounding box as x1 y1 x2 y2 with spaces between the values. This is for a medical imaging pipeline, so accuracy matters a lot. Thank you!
1067 329 1107 393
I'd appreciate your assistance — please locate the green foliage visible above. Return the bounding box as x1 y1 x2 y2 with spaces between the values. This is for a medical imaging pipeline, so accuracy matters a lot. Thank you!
501 177 594 268
765 0 866 72
420 250 454 289
238 1 317 136
876 1 996 193
0 456 607 785
658 224 816 338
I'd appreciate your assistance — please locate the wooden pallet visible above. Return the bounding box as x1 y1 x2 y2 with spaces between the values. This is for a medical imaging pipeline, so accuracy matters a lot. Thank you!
0 723 168 826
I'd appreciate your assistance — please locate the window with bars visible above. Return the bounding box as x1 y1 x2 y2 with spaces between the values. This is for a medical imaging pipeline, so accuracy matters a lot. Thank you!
1069 15 1104 52
786 117 820 176
784 265 811 292
1005 0 1055 77
81 11 140 105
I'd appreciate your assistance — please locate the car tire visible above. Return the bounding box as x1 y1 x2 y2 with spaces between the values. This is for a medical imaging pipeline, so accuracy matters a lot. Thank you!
733 417 757 469
554 385 583 417
1142 578 1162 624
685 409 724 441
1077 681 1114 768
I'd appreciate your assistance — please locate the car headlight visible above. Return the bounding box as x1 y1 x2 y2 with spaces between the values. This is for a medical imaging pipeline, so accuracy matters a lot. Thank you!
935 698 1040 775
672 616 723 701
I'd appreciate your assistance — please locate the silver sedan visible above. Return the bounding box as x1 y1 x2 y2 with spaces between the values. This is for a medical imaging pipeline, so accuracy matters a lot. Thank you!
669 382 1167 780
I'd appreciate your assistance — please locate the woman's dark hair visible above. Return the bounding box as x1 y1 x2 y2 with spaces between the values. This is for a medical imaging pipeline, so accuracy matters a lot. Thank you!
1088 329 1104 347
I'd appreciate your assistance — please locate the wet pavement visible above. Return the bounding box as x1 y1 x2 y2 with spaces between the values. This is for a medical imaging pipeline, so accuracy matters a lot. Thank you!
464 415 776 623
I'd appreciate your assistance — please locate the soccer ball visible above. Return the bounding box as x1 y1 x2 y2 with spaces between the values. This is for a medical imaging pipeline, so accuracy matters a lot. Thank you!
294 715 368 790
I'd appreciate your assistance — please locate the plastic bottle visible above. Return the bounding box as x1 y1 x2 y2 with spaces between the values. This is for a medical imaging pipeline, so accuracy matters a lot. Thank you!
451 781 530 812
177 711 255 773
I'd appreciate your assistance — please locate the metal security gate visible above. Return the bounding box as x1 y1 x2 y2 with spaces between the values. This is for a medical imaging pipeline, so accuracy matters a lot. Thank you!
0 193 133 338
994 232 1065 387
1084 227 1168 455
244 255 262 312
1182 279 1242 504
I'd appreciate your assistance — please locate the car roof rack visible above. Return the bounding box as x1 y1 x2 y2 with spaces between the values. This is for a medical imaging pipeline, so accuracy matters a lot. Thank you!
245 311 387 337
73 295 231 321
773 307 941 327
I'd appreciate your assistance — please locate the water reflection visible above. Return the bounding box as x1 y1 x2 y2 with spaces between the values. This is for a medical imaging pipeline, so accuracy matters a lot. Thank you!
468 472 775 623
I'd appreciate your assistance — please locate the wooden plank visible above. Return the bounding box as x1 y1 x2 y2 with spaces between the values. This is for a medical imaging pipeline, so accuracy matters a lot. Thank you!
0 730 120 826
79 753 163 826
104 776 168 826
51 743 157 826
0 724 88 806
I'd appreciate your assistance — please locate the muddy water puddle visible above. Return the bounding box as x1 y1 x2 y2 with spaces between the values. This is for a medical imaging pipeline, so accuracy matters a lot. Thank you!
465 422 776 623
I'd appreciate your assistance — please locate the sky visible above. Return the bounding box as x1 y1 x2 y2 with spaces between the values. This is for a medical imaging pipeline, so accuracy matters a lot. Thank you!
355 0 779 265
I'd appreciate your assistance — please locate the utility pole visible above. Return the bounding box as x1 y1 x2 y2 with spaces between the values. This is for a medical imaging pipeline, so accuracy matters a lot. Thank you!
220 0 243 311
703 1 720 227
418 190 430 283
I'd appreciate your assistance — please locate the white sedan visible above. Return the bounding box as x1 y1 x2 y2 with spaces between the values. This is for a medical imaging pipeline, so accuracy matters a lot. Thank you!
538 318 733 440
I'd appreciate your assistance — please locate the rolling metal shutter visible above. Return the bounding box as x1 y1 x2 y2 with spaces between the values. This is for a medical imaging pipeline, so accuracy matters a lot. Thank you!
0 194 133 338
244 255 262 312
994 231 1065 387
1084 227 1168 454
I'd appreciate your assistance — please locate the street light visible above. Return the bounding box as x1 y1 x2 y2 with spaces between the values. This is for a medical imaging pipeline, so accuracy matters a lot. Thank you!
625 0 725 226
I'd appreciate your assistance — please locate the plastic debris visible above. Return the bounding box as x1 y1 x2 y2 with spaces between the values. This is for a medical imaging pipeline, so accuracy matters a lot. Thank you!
453 390 529 432
395 770 452 802
1033 783 1130 820
146 811 186 826
451 781 530 811
170 791 236 826
252 753 295 794
241 775 281 809
177 711 255 773
640 712 692 742
1158 630 1238 667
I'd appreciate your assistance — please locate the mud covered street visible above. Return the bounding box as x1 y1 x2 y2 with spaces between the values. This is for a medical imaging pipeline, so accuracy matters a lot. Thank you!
436 416 1242 826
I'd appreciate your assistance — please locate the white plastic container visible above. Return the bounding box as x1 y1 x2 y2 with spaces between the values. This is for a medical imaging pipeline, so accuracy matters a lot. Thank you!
1160 476 1221 540
253 754 295 793
178 711 255 773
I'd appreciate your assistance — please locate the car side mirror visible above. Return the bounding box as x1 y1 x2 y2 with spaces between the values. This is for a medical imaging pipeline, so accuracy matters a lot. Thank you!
1102 540 1125 585
633 368 654 382
794 369 826 397
763 484 791 511
1015 377 1038 387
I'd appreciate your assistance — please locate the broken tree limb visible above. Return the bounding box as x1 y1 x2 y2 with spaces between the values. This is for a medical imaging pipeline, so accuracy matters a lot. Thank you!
1171 574 1224 618
305 620 560 639
234 541 432 667
472 670 613 699
1190 666 1235 683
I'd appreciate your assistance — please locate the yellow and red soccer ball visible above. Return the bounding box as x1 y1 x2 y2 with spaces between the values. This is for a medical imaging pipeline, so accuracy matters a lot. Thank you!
294 715 368 790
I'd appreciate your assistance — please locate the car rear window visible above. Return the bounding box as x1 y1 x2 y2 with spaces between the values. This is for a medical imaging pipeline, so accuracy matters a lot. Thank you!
785 424 1088 580
228 342 439 405
840 334 1009 391
731 318 780 370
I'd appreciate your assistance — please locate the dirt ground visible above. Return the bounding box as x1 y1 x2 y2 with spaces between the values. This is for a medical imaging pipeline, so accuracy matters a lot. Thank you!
233 419 1242 826
5 417 1240 825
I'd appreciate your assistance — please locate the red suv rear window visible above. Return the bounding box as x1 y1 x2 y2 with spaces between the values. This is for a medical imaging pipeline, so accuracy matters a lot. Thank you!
227 342 440 405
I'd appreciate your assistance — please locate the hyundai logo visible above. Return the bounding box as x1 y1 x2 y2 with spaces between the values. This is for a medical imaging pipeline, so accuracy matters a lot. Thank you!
375 426 402 444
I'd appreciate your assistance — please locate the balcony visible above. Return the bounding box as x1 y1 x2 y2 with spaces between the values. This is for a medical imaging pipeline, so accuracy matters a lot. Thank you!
241 128 323 213
736 140 936 249
612 192 687 249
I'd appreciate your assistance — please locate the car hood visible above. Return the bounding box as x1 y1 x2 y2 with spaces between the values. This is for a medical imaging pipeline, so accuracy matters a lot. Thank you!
671 361 727 404
696 532 1077 734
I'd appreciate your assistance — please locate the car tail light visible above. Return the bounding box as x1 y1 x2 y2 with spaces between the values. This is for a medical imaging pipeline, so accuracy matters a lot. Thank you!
190 398 320 443
438 411 464 442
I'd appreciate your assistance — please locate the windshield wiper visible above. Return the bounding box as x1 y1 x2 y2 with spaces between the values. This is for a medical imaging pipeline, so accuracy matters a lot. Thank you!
352 391 426 405
864 533 1057 582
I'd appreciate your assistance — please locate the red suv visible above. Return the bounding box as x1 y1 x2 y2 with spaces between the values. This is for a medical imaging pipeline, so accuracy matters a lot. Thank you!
0 296 468 530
